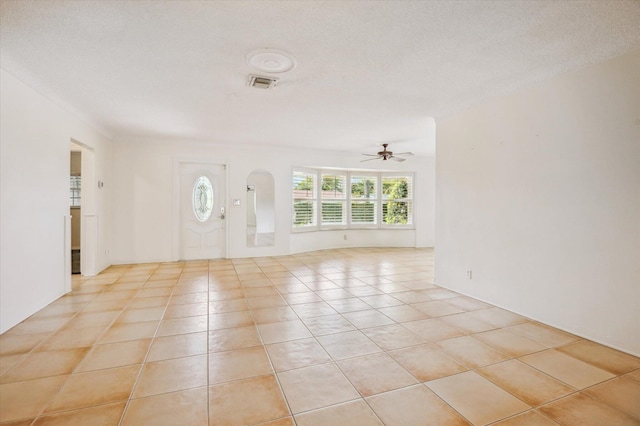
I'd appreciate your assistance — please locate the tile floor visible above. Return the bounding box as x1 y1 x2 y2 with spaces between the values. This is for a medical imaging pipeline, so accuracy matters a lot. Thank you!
1 248 639 425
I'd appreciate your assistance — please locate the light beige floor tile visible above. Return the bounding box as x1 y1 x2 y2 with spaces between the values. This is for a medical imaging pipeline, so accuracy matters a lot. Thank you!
252 306 298 324
163 302 208 319
115 307 165 324
244 286 280 297
507 322 580 347
342 309 395 328
467 307 528 327
0 375 68 422
0 354 24 376
377 305 429 323
290 302 337 319
257 320 312 344
146 332 207 362
301 314 356 336
478 359 575 406
209 289 244 301
439 312 497 333
62 310 119 329
277 363 360 413
444 296 492 311
168 292 208 305
209 346 273 384
366 384 471 426
520 349 615 389
626 369 640 383
76 339 151 371
411 300 465 317
247 295 288 309
317 330 382 360
282 292 323 305
427 371 530 425
387 290 434 304
32 401 126 426
5 316 72 336
295 399 383 426
389 344 468 382
127 296 170 309
208 310 254 330
491 410 561 425
436 335 511 368
99 321 158 343
539 393 638 426
44 365 140 413
37 326 106 351
403 318 466 342
0 332 52 356
132 354 207 398
155 315 207 337
556 340 640 375
1 347 89 383
584 377 640 420
359 294 404 308
361 324 425 351
208 325 262 352
474 328 547 357
122 387 207 426
325 298 372 313
209 375 290 425
265 338 331 372
338 353 418 396
208 298 248 313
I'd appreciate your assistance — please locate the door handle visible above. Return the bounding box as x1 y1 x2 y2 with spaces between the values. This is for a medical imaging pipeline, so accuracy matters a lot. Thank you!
219 207 225 220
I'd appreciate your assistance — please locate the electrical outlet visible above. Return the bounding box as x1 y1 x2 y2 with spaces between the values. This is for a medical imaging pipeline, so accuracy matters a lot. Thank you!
343 234 347 240
466 269 472 279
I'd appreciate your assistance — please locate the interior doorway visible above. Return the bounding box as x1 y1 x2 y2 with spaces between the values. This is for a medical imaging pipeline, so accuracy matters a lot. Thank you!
70 149 82 274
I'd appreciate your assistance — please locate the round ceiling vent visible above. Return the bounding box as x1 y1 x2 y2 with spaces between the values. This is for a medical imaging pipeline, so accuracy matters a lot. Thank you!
246 49 296 73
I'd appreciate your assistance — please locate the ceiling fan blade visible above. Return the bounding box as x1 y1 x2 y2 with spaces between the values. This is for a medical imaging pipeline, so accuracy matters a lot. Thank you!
361 153 379 157
389 156 406 162
360 157 380 162
394 152 414 156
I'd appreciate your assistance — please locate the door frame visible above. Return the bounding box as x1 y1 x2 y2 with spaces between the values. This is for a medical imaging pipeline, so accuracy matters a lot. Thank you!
172 158 229 261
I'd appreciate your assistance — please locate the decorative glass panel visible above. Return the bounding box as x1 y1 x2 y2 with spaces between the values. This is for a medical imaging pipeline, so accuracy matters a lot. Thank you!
192 176 214 222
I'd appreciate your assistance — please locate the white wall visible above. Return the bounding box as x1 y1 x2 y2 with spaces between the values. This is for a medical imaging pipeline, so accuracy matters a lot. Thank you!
435 51 640 355
0 69 112 333
111 138 435 263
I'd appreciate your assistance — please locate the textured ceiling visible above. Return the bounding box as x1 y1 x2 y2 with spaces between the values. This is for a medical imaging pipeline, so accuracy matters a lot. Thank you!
2 0 639 157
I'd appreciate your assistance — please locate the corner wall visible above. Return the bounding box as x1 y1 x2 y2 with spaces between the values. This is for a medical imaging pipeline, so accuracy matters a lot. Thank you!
435 51 640 355
0 69 112 333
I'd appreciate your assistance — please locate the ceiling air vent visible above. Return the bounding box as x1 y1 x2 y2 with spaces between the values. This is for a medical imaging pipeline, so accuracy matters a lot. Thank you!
248 74 278 89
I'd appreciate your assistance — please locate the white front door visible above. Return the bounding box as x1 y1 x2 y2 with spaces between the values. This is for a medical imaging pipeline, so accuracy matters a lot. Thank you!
180 162 226 260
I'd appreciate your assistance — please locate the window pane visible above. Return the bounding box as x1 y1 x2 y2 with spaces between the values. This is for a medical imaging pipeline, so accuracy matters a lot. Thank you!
293 171 317 199
351 176 377 199
383 200 412 224
351 201 376 224
293 201 316 226
321 174 346 199
322 202 346 225
382 176 412 199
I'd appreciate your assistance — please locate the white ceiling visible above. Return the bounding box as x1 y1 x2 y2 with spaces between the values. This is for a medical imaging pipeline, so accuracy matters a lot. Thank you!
2 0 639 157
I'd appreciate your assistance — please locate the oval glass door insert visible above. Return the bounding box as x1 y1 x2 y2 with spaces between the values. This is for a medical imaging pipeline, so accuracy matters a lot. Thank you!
193 176 214 222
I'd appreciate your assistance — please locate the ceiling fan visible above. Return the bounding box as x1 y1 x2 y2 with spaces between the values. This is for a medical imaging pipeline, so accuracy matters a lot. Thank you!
361 143 414 162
